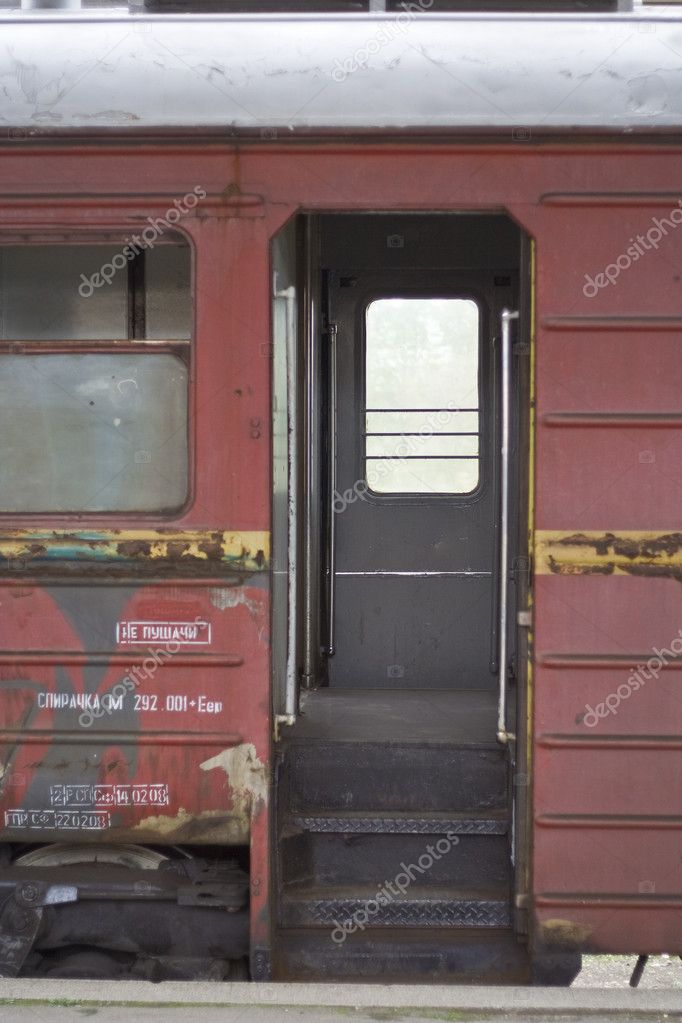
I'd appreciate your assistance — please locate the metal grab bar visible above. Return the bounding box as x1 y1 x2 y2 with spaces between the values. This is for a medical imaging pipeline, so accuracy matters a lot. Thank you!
284 285 299 720
497 308 518 745
326 324 338 656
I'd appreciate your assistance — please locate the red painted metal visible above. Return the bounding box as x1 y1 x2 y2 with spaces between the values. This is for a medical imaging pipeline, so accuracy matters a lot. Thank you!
0 143 681 963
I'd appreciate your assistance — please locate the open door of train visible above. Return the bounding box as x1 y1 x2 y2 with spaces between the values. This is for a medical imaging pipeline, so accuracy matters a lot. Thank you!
271 212 545 982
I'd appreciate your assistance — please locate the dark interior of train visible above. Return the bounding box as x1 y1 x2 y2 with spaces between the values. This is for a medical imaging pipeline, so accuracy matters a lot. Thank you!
270 212 541 981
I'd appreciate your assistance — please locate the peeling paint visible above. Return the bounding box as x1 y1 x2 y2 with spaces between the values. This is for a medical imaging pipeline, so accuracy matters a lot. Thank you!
209 586 260 616
133 806 249 844
539 917 593 949
0 529 270 574
200 742 268 835
536 531 682 579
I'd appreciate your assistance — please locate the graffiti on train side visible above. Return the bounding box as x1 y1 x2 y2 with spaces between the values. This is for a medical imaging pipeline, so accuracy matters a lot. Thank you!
0 582 268 843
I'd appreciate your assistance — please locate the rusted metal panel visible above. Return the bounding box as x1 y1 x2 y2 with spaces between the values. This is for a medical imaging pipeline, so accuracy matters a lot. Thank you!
532 188 682 955
0 579 270 846
3 143 682 968
0 529 269 574
0 201 275 967
536 530 682 578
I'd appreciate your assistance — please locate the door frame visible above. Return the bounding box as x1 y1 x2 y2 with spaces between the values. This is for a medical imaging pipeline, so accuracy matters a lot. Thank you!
270 210 535 936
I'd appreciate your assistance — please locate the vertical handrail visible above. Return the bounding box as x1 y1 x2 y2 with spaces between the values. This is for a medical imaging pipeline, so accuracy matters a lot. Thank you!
326 325 338 656
301 219 321 689
498 308 518 745
284 286 299 719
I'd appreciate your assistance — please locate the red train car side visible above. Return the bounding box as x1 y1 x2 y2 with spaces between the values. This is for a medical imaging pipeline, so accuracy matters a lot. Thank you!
0 3 680 984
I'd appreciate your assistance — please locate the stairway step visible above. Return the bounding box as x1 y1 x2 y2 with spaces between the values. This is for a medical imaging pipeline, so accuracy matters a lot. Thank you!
281 887 511 929
289 811 508 835
280 826 510 888
283 742 508 813
274 927 529 983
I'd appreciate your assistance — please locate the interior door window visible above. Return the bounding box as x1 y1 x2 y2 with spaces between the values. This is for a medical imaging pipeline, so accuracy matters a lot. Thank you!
365 297 480 495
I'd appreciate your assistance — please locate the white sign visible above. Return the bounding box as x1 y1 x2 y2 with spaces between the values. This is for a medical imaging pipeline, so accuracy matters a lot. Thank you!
116 620 211 646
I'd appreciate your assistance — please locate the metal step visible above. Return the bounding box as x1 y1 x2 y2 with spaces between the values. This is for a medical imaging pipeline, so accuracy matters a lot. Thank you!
280 808 511 888
281 887 512 929
289 811 509 835
282 743 508 814
274 926 530 983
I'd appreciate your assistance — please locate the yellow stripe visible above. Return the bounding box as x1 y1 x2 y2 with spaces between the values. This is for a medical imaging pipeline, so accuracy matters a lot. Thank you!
535 530 682 577
0 529 270 572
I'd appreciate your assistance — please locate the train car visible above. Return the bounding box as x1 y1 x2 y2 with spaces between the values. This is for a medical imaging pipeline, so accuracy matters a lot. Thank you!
0 0 680 985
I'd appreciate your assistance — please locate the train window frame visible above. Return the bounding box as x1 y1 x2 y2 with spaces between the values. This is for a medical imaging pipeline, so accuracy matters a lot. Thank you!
0 230 195 519
360 291 484 501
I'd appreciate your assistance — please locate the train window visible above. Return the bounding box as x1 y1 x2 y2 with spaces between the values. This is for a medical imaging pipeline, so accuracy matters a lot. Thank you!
145 245 192 340
0 243 191 341
365 297 480 495
0 237 191 513
0 246 128 340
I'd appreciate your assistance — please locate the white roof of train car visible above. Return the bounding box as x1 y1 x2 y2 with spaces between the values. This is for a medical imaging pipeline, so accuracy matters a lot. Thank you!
2 10 682 138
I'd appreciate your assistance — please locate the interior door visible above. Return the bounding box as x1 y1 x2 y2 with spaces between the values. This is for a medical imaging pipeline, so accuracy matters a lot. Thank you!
325 269 517 690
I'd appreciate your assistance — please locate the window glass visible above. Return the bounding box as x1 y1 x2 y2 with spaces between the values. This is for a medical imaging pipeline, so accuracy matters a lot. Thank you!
365 297 480 494
145 245 192 340
0 240 191 342
0 246 128 340
0 354 188 513
0 238 191 513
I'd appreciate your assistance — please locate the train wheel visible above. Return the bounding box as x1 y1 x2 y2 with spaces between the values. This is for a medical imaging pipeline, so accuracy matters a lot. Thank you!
13 843 172 869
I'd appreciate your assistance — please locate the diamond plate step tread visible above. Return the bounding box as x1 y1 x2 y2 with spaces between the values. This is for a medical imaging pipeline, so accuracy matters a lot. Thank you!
282 893 512 929
290 813 509 835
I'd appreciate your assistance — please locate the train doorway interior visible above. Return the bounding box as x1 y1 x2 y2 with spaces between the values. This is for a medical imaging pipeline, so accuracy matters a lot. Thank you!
272 212 534 982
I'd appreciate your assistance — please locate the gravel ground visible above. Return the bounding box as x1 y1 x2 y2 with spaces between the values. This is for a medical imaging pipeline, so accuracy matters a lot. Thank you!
575 955 682 989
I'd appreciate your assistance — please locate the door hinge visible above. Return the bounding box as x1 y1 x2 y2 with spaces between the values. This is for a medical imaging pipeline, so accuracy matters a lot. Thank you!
323 322 338 337
517 609 532 628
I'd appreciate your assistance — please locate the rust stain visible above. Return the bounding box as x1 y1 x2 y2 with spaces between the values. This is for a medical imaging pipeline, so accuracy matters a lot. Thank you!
536 531 682 579
197 539 226 561
117 540 152 558
539 918 594 950
133 807 249 845
0 529 270 575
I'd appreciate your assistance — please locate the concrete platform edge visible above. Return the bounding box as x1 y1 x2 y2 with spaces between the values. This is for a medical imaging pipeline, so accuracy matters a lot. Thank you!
0 980 680 1013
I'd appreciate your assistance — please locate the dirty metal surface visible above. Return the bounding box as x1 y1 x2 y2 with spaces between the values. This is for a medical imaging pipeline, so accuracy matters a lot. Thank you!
532 192 682 954
0 578 269 845
2 144 682 969
535 531 682 578
284 896 512 930
0 205 275 966
2 12 682 137
0 529 269 576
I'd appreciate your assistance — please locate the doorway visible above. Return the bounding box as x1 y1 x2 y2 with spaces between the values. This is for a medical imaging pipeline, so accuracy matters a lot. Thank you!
296 214 528 718
271 212 533 979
